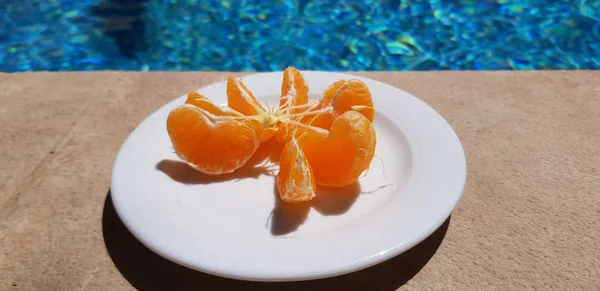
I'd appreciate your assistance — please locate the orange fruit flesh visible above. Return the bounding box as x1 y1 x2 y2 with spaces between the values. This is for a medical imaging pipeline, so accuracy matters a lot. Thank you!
226 76 266 116
167 73 377 202
226 76 276 142
295 80 345 127
297 110 376 187
166 104 259 175
279 66 309 109
315 79 346 110
186 92 243 117
330 79 374 122
301 112 335 136
275 66 310 144
277 137 317 203
292 79 373 140
256 124 277 142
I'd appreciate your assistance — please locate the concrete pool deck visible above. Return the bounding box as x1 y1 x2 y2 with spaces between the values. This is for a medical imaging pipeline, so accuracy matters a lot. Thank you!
1 71 598 290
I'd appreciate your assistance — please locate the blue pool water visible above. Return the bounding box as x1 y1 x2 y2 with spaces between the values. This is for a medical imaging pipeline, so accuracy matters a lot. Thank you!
1 0 599 72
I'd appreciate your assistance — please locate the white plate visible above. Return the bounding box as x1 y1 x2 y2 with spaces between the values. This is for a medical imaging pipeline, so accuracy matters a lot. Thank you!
110 71 466 282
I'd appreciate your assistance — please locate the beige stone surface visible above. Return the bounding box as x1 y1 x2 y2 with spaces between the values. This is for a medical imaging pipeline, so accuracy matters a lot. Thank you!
0 71 598 291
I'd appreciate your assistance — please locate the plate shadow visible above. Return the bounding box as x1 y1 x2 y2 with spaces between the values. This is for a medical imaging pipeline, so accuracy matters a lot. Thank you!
103 191 451 291
269 182 361 236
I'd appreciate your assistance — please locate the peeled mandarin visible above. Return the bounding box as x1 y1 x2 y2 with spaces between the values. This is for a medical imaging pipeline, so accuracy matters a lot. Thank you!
166 104 259 175
296 80 346 127
186 92 243 117
292 79 374 141
277 137 317 203
330 79 374 122
226 76 266 116
292 111 335 139
297 111 376 187
279 66 309 109
306 79 375 131
275 66 310 144
226 76 276 142
315 79 347 110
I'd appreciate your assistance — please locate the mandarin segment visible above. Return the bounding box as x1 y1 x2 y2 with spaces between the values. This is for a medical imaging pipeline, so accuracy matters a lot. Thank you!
277 137 317 203
275 66 310 144
330 79 374 122
186 92 243 117
297 111 376 187
280 66 309 109
293 79 374 139
291 110 335 140
303 80 374 129
295 80 345 127
316 79 346 109
226 76 266 116
166 104 259 175
226 76 276 142
255 123 277 142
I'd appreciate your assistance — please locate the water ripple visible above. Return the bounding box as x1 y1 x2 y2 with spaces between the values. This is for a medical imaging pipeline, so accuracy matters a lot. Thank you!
0 0 599 71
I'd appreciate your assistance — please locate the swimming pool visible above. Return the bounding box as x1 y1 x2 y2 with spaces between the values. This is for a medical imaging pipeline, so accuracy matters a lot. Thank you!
1 0 599 72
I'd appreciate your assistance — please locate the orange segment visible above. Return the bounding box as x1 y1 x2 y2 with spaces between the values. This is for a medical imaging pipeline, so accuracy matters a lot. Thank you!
279 66 309 109
305 79 374 129
277 137 317 203
275 67 310 144
291 111 334 140
297 111 376 187
315 79 346 109
256 125 277 142
292 79 372 138
167 104 259 175
306 112 336 131
226 76 276 142
330 79 374 122
186 92 242 117
185 91 208 104
226 76 266 116
294 80 345 128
